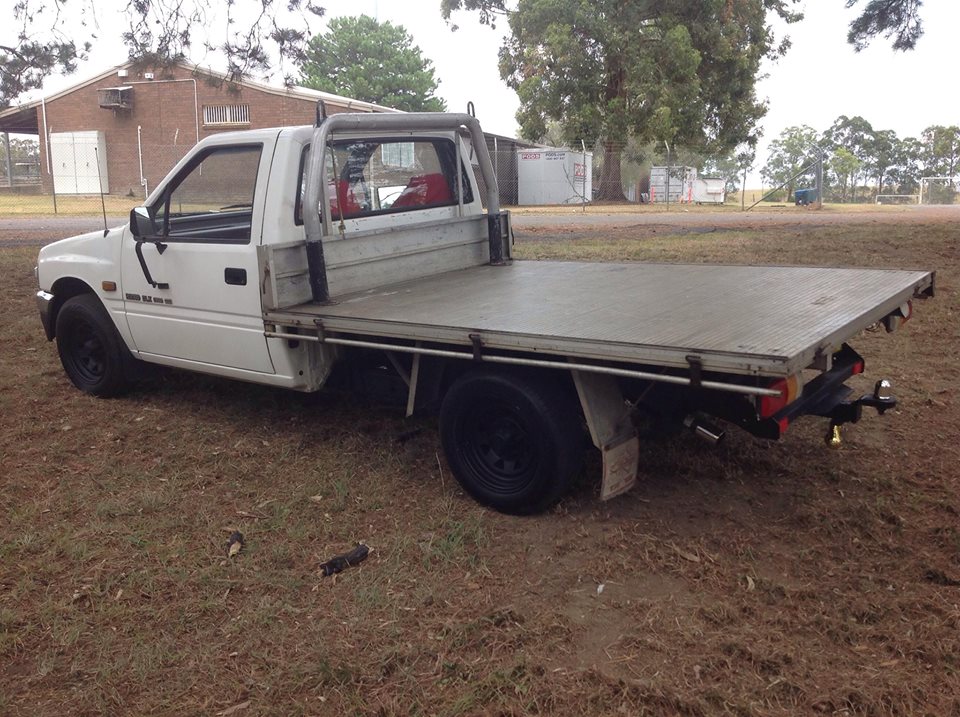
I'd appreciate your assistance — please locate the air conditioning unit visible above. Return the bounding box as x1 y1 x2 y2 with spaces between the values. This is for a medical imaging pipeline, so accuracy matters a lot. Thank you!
144 72 155 80
98 87 133 110
117 69 129 78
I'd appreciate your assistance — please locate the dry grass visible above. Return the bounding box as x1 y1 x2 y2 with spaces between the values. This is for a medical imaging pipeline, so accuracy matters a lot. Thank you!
1 213 959 715
0 194 141 216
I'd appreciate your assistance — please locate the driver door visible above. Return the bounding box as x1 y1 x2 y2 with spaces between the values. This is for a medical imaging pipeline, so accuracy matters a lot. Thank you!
120 141 275 374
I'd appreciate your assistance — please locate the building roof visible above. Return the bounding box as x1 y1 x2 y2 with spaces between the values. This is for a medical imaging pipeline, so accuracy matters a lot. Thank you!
0 60 399 134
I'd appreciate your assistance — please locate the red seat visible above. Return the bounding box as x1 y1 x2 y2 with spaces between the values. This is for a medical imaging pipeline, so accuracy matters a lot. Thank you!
391 173 452 209
329 180 364 219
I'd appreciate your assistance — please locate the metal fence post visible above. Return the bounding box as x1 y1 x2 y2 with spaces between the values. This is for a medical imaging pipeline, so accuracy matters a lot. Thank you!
2 132 12 188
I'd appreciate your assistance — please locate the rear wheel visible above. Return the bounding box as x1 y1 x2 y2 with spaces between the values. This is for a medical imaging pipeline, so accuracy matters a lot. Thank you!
56 294 132 397
439 370 584 515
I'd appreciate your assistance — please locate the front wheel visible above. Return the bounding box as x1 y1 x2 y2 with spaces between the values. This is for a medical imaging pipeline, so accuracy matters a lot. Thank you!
439 370 584 515
56 294 133 397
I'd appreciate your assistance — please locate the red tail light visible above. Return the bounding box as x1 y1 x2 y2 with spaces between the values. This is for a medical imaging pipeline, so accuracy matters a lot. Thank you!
759 374 802 418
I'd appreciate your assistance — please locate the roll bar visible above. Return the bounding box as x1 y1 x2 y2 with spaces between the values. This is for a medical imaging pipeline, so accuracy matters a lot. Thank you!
301 112 501 303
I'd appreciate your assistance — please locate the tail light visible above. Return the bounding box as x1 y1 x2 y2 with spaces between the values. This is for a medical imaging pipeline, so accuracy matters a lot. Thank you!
759 374 803 418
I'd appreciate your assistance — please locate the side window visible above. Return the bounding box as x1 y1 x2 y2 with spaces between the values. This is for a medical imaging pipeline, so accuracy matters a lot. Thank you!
155 145 262 243
295 138 473 226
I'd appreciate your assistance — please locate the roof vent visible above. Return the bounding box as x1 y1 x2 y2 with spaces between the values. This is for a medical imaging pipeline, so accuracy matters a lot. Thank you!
98 87 133 110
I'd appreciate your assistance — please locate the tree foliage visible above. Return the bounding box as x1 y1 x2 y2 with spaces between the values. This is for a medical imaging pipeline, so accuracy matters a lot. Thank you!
763 116 960 203
761 125 820 199
299 15 445 112
443 0 801 199
829 147 862 202
822 115 875 201
921 125 960 178
0 0 326 109
845 0 924 51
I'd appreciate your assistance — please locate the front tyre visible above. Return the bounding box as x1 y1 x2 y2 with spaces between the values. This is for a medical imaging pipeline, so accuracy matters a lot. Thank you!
56 294 132 397
440 370 584 515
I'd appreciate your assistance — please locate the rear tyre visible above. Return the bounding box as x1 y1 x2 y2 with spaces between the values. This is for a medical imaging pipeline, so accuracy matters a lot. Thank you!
56 294 133 397
439 370 584 515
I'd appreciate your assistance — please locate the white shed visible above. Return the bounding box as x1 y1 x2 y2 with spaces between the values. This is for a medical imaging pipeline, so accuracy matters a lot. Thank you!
50 130 108 194
692 177 726 204
517 149 593 205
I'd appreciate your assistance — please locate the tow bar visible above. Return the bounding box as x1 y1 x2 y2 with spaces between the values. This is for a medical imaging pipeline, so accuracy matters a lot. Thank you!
826 379 897 446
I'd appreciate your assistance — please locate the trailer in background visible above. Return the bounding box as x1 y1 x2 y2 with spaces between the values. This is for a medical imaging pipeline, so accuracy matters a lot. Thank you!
517 148 593 205
691 176 726 204
649 166 726 204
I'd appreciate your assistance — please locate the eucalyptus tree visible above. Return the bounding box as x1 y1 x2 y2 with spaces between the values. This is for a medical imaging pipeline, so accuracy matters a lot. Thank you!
442 0 801 200
761 125 820 201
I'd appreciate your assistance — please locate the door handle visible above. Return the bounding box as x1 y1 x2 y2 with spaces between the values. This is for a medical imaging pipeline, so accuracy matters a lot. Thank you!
224 267 247 286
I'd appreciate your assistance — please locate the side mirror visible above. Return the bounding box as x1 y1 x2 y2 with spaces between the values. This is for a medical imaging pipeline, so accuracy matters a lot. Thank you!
129 206 157 239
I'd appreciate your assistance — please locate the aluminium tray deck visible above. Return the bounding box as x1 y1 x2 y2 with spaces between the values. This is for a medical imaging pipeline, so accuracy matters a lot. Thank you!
266 260 933 377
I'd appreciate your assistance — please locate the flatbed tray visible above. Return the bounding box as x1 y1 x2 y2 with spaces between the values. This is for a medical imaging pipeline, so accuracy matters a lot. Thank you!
265 260 934 377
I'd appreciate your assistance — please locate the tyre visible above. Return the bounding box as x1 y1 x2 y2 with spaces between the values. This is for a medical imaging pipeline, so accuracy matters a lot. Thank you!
439 370 584 515
55 294 133 397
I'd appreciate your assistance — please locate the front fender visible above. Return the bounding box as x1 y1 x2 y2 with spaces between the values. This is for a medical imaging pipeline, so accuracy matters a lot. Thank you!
37 226 126 342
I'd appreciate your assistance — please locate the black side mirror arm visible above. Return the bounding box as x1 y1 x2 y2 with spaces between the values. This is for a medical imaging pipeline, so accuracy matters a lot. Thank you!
134 240 169 290
129 206 169 289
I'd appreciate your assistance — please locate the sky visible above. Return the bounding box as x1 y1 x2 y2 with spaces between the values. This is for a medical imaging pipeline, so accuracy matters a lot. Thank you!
11 0 960 172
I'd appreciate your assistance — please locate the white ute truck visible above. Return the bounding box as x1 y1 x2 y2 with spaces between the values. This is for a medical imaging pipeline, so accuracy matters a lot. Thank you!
36 111 935 514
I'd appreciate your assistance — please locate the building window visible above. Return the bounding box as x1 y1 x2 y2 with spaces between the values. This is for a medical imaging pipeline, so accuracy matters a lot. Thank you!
203 104 251 126
381 142 415 169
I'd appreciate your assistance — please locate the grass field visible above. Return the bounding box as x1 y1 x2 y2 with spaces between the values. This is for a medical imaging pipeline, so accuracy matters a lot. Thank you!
1 213 958 715
0 194 142 216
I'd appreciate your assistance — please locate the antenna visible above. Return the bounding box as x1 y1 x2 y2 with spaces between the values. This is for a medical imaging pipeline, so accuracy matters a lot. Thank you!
93 146 108 237
466 101 476 118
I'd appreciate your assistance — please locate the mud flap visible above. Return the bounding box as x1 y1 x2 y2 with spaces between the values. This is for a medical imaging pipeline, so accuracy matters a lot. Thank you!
571 370 640 500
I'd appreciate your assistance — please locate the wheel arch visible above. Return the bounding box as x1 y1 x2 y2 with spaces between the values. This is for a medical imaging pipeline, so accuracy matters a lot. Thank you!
48 277 97 340
438 365 587 514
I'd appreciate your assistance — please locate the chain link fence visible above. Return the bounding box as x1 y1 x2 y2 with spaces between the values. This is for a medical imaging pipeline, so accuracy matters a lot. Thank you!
2 134 754 215
480 140 744 208
0 137 191 216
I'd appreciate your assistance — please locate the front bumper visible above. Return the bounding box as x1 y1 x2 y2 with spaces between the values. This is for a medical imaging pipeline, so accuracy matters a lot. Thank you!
37 290 55 341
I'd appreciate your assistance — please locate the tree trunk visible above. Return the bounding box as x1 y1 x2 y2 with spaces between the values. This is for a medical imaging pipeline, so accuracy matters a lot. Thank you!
596 140 625 201
595 54 626 202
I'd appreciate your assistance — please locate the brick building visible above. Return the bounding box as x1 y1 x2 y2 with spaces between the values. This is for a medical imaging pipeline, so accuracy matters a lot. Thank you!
0 61 396 198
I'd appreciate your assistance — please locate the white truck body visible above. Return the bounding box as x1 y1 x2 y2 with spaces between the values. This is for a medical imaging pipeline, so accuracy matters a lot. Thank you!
36 112 935 514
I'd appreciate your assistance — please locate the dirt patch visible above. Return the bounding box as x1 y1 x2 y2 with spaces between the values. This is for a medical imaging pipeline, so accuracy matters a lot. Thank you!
1 214 959 714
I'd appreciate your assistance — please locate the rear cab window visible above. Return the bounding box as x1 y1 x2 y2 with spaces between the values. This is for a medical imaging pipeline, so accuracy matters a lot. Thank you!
295 137 474 226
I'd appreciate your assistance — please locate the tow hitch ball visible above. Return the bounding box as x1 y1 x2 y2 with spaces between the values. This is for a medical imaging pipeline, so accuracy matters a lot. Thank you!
826 379 896 447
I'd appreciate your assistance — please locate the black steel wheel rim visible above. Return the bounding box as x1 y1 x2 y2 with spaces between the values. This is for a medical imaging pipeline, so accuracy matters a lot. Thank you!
66 318 106 383
460 401 538 494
